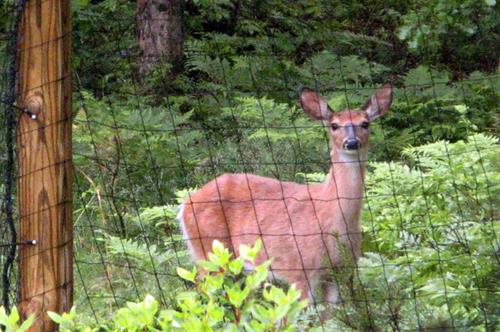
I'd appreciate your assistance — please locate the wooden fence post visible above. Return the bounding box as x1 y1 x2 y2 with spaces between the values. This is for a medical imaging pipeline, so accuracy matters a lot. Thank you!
17 1 72 331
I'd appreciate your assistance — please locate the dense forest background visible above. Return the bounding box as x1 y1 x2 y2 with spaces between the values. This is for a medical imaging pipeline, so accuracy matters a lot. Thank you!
0 0 499 330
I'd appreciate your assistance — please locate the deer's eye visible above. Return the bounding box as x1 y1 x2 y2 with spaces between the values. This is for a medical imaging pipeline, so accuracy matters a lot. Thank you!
331 123 340 130
360 121 370 129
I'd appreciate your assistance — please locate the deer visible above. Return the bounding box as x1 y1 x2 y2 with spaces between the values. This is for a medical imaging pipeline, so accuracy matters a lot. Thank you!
178 83 393 306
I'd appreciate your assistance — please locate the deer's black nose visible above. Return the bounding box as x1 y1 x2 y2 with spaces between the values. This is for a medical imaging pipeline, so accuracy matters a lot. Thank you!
344 139 359 150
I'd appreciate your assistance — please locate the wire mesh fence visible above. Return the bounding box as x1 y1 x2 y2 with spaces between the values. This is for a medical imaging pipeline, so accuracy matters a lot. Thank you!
0 0 25 311
1 1 499 330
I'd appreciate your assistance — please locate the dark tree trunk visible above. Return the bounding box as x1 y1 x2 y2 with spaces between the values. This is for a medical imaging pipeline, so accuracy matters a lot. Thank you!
137 0 184 76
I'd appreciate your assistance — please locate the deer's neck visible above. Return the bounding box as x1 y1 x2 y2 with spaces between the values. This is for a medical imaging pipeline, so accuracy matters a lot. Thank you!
326 149 366 198
323 150 366 252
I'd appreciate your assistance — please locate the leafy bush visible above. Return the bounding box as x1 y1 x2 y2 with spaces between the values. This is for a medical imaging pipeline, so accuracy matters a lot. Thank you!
171 240 308 331
36 240 308 331
398 0 499 74
72 195 188 320
373 68 499 160
0 307 33 332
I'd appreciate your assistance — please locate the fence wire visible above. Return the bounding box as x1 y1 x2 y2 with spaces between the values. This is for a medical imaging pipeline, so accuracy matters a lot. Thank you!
1 1 499 331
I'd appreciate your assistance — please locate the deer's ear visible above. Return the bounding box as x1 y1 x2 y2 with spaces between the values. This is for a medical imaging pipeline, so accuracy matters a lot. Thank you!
299 87 332 121
363 83 393 120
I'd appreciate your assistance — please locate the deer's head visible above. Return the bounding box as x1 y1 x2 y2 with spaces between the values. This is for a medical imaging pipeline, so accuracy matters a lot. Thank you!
299 83 393 157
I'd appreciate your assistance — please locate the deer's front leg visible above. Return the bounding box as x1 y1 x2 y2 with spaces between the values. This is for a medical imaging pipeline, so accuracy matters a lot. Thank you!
323 282 341 305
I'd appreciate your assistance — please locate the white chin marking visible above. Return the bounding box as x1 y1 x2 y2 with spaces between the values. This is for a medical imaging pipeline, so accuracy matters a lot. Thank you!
342 149 366 156
336 149 367 163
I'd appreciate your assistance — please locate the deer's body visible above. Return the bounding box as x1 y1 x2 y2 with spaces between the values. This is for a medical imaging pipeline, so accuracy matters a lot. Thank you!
178 84 393 304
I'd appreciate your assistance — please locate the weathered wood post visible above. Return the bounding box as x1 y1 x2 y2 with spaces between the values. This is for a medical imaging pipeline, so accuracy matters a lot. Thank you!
17 1 72 331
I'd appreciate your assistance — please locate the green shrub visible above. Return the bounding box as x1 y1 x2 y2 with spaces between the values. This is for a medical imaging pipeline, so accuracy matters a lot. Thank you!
170 240 308 331
398 0 498 74
0 307 34 332
46 240 308 331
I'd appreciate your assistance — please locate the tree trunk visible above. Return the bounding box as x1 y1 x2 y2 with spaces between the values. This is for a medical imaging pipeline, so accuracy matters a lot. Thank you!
137 0 184 76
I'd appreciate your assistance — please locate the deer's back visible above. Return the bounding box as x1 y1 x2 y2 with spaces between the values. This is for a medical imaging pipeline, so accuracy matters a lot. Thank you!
182 173 338 273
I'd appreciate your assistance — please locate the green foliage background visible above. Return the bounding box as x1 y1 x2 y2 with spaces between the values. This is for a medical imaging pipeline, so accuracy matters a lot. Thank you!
0 0 499 330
